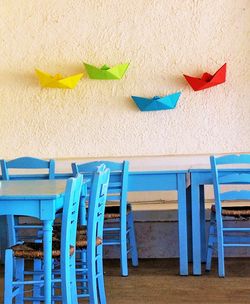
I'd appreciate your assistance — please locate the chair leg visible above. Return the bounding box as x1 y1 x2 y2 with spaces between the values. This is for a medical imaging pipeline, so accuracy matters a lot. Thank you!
15 258 24 304
6 215 16 246
120 216 128 276
70 254 78 304
206 212 216 272
33 259 42 304
96 245 106 304
127 211 139 267
215 210 225 277
61 258 72 304
4 249 14 304
88 250 98 304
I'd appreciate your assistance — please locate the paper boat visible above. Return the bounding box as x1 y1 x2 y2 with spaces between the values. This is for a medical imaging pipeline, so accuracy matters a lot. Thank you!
131 92 181 112
183 63 226 91
84 62 129 79
35 69 83 89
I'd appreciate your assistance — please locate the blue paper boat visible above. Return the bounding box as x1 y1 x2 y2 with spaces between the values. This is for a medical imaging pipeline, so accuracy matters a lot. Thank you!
131 92 181 112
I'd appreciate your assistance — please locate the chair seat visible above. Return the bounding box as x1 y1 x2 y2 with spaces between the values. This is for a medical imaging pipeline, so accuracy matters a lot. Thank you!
11 242 74 259
104 203 131 220
76 227 102 248
211 204 250 217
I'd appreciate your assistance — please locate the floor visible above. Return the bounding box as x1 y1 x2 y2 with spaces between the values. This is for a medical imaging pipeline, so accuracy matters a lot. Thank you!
0 258 250 303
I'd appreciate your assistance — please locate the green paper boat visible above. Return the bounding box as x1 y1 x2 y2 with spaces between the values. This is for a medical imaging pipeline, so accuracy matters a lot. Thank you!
83 62 129 79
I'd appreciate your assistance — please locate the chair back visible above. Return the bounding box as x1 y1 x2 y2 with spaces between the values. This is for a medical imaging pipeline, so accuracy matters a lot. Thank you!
1 156 55 180
210 154 250 212
72 161 129 223
61 174 83 262
86 164 110 256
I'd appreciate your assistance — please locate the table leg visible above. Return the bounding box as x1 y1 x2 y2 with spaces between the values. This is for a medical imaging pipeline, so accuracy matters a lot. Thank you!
199 185 207 263
43 220 53 304
0 216 8 264
186 186 193 262
191 175 201 275
177 174 188 275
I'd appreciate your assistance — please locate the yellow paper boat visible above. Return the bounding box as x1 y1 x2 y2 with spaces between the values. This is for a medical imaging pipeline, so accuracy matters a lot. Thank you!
35 69 83 89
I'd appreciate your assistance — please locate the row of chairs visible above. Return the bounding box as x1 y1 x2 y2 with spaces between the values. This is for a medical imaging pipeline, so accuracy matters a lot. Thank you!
0 157 138 277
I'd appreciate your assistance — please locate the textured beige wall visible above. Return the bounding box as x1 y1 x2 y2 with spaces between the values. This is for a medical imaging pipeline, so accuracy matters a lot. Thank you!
0 0 249 158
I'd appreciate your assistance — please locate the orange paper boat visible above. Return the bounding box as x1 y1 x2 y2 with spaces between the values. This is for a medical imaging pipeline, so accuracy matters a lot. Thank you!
183 63 226 91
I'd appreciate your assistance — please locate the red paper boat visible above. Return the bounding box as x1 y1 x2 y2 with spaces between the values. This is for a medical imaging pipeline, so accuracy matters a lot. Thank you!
183 63 226 91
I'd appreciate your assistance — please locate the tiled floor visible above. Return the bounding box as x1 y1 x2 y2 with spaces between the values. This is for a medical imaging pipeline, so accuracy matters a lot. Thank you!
1 258 250 303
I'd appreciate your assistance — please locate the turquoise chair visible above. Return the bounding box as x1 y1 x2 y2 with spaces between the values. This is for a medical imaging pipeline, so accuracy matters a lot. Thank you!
72 160 138 276
4 174 83 303
74 164 110 303
0 156 55 245
206 154 250 277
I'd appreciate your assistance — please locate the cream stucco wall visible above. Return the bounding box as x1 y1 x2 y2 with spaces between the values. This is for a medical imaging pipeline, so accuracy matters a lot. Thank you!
0 0 249 158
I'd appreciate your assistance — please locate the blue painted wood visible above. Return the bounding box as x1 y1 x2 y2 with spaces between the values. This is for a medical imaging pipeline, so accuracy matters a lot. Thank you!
72 160 138 277
1 157 55 180
3 175 83 304
0 157 55 248
190 165 250 275
209 154 250 277
86 164 110 303
191 154 250 277
0 168 189 276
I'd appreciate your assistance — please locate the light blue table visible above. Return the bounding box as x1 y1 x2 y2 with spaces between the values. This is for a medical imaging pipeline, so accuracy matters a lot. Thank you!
0 179 67 304
0 170 190 276
190 168 250 275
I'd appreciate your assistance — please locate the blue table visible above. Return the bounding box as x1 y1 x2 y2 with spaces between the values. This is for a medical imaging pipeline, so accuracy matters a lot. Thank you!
0 179 67 304
0 170 189 276
128 171 190 276
190 168 250 275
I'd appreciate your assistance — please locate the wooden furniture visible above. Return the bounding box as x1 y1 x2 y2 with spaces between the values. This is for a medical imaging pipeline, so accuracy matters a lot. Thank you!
72 160 138 277
206 154 250 277
0 156 55 245
0 179 85 303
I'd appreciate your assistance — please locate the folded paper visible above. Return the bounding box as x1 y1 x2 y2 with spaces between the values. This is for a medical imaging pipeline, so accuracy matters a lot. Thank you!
131 92 181 112
183 63 226 91
35 69 83 89
83 62 129 79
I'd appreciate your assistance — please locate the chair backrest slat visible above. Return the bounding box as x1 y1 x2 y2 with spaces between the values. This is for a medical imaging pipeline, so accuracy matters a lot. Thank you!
215 154 250 165
219 173 250 184
210 154 250 212
1 157 55 180
220 190 250 201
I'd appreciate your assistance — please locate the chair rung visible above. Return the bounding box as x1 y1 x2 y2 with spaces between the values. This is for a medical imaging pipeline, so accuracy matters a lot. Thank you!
15 225 42 229
103 240 120 245
224 243 250 247
13 279 44 285
104 227 120 231
223 228 250 232
77 294 90 299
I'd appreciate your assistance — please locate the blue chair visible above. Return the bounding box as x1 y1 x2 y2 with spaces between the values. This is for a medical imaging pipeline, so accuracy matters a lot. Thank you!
4 174 83 303
75 164 110 303
72 160 138 276
206 154 250 277
0 157 55 245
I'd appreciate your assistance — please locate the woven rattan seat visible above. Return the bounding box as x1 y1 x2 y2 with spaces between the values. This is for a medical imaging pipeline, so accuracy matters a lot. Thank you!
211 204 250 218
76 229 102 248
11 242 74 259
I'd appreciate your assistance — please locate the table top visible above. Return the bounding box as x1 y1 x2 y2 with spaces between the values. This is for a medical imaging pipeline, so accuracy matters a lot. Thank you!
0 179 67 200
